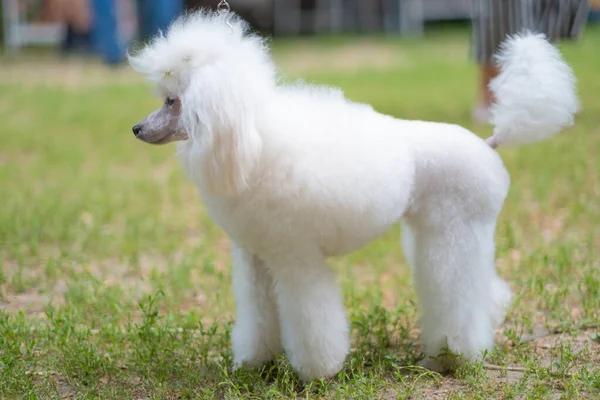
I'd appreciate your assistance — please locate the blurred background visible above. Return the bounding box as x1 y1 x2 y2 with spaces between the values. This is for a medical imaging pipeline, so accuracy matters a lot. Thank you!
1 2 600 397
3 0 597 64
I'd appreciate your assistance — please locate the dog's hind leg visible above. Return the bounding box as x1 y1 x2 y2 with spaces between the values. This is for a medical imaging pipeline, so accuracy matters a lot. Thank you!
267 255 349 382
406 214 511 372
231 244 283 369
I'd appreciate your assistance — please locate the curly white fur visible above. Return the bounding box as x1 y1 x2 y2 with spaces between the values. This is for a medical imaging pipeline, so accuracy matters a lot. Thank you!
129 11 578 381
487 31 578 147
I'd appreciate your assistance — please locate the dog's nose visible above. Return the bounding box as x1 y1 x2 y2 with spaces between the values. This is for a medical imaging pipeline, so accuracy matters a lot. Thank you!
132 124 142 136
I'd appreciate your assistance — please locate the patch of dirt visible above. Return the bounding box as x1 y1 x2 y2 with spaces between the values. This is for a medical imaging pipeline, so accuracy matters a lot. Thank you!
0 287 65 315
1 250 208 317
412 378 470 400
484 367 524 384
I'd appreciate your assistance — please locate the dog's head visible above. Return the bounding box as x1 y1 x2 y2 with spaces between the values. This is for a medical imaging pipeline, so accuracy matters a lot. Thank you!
128 10 275 145
128 10 275 196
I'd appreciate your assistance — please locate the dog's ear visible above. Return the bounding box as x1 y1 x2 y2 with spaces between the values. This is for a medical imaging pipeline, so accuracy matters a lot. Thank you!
180 67 262 197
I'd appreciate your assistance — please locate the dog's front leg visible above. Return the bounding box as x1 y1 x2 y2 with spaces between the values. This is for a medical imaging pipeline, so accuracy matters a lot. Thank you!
231 244 282 369
268 257 349 382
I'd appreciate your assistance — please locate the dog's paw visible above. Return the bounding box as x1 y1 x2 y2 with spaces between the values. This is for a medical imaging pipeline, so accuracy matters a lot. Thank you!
232 347 277 370
231 319 283 370
490 278 512 327
294 357 346 383
284 327 349 382
231 334 282 371
418 353 460 374
419 357 446 373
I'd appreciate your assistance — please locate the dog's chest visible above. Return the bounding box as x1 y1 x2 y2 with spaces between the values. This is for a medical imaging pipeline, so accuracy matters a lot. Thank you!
199 195 283 254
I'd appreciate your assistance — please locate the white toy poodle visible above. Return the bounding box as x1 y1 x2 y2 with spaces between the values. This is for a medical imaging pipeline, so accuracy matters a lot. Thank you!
129 11 578 381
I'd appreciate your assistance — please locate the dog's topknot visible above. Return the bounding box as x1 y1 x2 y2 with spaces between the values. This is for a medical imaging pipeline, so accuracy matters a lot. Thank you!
128 10 275 94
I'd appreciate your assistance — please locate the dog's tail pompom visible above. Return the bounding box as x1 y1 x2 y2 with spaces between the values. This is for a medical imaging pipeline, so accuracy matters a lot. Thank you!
486 32 578 149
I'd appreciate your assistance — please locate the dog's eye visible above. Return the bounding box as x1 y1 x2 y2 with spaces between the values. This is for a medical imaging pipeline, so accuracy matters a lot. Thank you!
165 97 175 106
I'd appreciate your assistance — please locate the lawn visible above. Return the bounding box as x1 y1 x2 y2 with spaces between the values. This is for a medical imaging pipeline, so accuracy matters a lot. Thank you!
1 25 599 399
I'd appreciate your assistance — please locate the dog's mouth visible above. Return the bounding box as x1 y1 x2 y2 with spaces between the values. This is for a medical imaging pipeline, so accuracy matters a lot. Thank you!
138 132 189 145
145 136 175 145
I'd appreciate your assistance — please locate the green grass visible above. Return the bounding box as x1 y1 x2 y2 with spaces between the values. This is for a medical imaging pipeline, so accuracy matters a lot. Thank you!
1 26 599 399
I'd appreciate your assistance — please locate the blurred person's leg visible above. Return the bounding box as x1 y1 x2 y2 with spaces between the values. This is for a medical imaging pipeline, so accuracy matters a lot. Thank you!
62 0 91 33
541 0 590 41
471 0 530 124
136 0 154 42
149 0 183 35
541 0 589 113
91 0 123 65
42 0 93 54
137 0 183 43
60 24 76 53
